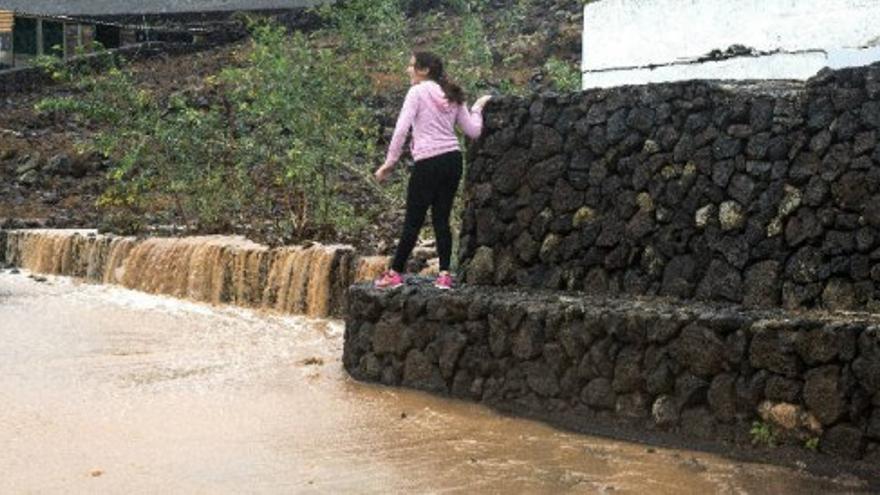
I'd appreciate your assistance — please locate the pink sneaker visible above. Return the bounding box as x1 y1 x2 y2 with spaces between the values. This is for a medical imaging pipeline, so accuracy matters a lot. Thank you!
434 272 453 290
374 270 403 289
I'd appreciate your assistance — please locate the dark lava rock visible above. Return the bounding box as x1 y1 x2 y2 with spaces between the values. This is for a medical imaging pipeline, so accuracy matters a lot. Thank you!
750 327 800 377
707 374 737 422
803 365 845 426
615 392 649 419
45 153 72 176
526 361 560 397
530 125 564 161
612 346 643 393
403 349 447 393
822 280 857 311
764 375 802 403
512 311 545 360
466 247 494 285
853 329 880 393
676 373 709 409
821 424 866 459
713 136 742 160
696 260 742 303
488 313 511 358
680 407 716 439
868 410 880 440
645 359 675 396
743 261 780 308
652 395 679 427
862 101 880 128
661 255 697 298
582 377 615 409
672 324 726 377
372 315 404 355
438 331 468 380
359 353 382 381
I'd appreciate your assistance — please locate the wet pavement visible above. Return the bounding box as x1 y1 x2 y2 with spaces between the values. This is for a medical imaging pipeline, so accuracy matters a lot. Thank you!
0 271 869 493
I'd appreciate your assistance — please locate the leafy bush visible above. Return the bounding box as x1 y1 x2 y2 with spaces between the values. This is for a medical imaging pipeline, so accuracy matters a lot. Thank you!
33 41 114 84
317 0 408 77
220 22 380 236
433 8 493 95
496 0 534 35
37 20 385 240
544 56 581 92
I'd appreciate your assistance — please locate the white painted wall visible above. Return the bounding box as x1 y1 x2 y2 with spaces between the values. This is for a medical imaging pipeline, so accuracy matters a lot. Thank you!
582 0 880 88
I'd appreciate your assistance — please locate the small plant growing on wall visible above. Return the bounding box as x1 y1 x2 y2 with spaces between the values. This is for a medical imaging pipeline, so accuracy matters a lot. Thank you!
543 56 580 92
804 437 819 451
750 421 777 448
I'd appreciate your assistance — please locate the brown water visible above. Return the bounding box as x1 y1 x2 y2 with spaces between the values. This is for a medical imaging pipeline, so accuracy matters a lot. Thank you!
356 255 391 282
4 230 354 317
0 271 867 494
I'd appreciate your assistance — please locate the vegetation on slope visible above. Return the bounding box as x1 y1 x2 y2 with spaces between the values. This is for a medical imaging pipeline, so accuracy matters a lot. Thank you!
14 0 584 250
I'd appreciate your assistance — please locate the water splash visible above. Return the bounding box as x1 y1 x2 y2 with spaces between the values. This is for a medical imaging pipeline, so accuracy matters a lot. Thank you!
355 256 389 283
2 230 365 318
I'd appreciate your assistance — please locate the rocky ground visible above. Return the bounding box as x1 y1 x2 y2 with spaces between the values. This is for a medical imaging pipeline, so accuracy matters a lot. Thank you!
0 0 584 253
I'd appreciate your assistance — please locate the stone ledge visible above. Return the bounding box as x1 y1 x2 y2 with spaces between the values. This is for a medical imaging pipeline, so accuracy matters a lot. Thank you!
344 280 880 465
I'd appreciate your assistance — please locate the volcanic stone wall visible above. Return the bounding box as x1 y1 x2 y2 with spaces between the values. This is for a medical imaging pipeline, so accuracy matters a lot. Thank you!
459 63 880 311
345 282 880 461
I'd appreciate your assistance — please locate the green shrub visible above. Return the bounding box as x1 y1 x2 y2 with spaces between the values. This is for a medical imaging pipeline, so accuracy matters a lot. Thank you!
804 437 819 451
221 22 381 236
750 421 777 448
317 0 407 75
37 21 385 240
435 10 493 95
544 56 581 92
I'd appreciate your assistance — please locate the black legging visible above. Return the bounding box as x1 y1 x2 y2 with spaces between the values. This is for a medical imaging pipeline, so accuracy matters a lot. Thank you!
391 151 462 273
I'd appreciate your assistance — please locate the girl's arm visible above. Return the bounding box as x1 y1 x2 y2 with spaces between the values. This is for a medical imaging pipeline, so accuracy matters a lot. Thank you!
456 103 483 139
382 86 420 169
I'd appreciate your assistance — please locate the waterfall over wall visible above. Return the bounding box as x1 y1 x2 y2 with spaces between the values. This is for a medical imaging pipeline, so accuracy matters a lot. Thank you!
1 229 363 318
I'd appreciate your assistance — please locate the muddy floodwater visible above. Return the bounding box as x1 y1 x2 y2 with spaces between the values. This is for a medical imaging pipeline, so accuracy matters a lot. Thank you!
0 271 869 494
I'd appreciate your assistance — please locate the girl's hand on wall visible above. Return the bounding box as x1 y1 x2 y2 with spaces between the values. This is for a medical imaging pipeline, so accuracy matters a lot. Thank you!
473 95 493 112
374 164 393 183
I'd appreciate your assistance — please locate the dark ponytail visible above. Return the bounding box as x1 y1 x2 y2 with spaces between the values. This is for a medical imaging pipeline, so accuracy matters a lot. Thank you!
413 51 465 105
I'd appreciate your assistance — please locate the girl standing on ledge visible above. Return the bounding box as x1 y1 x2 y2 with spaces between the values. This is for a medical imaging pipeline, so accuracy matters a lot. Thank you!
373 51 492 290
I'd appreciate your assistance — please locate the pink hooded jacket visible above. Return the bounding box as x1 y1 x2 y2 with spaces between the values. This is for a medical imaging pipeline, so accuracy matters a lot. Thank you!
383 80 484 168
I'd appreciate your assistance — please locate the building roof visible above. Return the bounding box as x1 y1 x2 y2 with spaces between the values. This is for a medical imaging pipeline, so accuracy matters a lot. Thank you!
3 10 84 25
1 0 324 16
